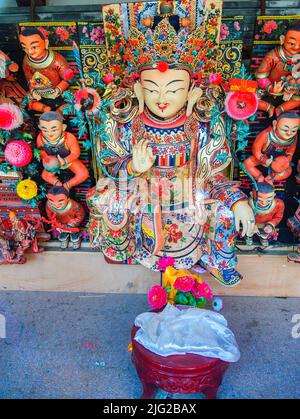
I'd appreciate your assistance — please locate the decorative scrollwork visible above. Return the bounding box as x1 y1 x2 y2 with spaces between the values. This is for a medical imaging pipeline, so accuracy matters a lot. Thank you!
80 46 108 87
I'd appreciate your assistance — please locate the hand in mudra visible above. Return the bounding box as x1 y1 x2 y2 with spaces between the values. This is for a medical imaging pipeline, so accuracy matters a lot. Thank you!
132 139 156 173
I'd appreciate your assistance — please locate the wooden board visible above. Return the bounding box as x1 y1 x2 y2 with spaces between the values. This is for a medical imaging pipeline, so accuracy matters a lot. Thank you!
0 251 299 296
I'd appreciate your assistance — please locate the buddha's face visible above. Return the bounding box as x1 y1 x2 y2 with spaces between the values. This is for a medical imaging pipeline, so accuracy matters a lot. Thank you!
282 30 300 55
140 68 190 119
274 117 300 141
39 119 65 143
19 34 48 61
48 193 69 211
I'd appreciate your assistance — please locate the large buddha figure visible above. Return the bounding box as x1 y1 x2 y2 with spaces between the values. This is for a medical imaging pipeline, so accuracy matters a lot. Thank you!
86 19 255 286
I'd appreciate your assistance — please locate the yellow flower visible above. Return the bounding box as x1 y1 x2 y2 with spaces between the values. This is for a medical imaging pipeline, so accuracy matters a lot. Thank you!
16 179 38 200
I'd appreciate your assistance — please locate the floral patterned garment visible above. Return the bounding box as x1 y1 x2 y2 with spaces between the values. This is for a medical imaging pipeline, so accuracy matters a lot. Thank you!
87 110 247 271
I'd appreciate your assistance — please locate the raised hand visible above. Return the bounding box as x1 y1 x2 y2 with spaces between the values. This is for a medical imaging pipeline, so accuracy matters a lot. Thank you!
186 86 203 117
132 139 156 173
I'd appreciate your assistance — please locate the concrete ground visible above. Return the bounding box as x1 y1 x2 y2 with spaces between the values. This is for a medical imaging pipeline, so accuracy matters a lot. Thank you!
0 292 299 399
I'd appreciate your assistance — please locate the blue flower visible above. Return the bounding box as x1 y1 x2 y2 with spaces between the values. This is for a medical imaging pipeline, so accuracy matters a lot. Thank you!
212 297 223 312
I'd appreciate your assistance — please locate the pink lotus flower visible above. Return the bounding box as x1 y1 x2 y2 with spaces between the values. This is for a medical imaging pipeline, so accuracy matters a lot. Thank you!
0 103 23 131
102 73 115 84
148 285 168 310
174 276 196 293
157 257 175 272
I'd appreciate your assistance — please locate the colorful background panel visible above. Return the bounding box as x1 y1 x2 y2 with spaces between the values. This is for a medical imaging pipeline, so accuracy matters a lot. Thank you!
239 15 300 244
217 16 244 81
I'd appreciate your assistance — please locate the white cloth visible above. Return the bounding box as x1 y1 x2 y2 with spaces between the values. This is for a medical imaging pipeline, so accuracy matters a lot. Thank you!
134 304 240 362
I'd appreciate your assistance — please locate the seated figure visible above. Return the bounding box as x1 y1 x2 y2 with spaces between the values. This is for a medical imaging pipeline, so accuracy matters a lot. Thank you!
247 182 284 246
19 27 73 114
255 22 300 117
37 111 89 191
86 19 255 286
244 112 300 184
46 186 86 249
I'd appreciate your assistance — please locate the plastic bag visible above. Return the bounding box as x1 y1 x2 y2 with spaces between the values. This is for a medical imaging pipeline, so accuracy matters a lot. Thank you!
134 304 240 362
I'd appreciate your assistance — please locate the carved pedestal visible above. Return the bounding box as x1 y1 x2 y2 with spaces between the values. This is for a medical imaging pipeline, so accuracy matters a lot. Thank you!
131 326 230 399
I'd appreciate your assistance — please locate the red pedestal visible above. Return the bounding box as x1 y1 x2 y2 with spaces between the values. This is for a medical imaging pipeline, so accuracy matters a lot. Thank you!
131 326 230 399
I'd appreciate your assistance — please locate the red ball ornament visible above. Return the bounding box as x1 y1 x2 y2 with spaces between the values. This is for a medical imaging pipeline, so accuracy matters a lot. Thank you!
157 61 169 72
4 140 33 168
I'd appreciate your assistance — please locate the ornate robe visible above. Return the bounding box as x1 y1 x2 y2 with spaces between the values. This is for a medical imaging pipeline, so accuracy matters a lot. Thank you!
87 106 247 272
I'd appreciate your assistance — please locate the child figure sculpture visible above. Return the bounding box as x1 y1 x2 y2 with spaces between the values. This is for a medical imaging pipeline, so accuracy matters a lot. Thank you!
256 22 300 117
87 19 256 286
46 186 85 249
244 112 300 184
37 111 89 191
19 27 73 113
247 182 284 246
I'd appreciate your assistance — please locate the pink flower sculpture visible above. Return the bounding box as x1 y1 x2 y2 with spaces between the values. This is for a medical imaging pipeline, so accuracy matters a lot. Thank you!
5 140 33 168
157 257 175 272
174 276 195 293
209 73 223 85
102 73 115 84
191 282 213 300
225 91 258 120
148 285 168 310
0 103 23 131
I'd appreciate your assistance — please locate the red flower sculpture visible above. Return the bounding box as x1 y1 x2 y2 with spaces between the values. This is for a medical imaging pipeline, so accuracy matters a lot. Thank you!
148 285 168 310
174 276 195 293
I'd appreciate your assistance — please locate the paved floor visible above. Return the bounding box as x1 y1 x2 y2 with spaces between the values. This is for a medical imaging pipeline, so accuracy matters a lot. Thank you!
0 292 299 399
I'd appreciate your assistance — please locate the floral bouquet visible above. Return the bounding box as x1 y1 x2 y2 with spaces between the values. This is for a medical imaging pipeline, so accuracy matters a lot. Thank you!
148 258 223 312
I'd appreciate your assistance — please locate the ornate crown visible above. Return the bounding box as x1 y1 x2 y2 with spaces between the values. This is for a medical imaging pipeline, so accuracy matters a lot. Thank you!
124 18 217 76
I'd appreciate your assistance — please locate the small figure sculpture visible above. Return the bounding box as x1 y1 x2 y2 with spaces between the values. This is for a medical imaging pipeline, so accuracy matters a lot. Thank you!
0 217 13 263
37 111 89 191
244 112 300 183
256 22 300 117
19 27 74 113
0 212 39 264
247 182 284 246
46 186 86 249
142 1 190 31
